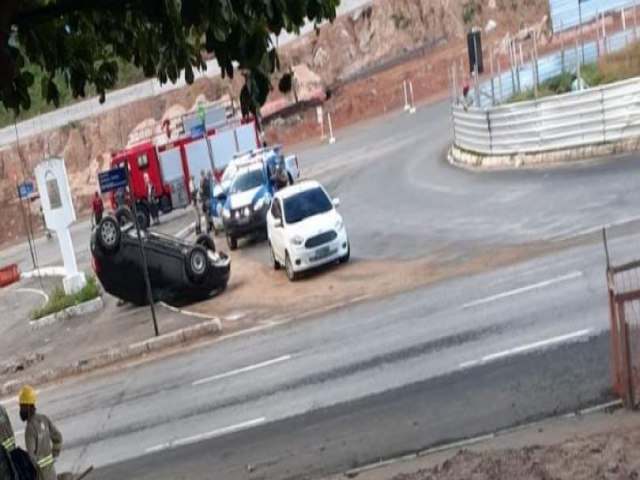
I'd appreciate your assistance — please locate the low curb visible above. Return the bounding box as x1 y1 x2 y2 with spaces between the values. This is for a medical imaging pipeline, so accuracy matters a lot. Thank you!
448 139 640 171
30 297 105 330
0 317 222 397
21 266 66 279
176 221 197 240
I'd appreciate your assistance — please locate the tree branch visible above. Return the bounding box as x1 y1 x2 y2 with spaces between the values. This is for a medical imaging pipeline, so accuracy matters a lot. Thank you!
11 0 142 26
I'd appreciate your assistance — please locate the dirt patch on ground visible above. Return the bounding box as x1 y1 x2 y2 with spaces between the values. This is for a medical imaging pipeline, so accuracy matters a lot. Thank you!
350 409 640 480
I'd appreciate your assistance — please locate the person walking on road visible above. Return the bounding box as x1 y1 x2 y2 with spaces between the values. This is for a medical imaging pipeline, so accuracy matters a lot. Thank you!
91 191 104 228
199 170 211 214
19 386 63 480
144 173 160 226
189 175 198 207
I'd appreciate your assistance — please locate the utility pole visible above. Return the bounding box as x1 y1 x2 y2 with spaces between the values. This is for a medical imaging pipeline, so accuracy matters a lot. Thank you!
578 0 585 63
125 163 159 337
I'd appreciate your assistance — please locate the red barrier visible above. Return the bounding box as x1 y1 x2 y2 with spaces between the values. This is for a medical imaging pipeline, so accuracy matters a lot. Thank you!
0 264 20 287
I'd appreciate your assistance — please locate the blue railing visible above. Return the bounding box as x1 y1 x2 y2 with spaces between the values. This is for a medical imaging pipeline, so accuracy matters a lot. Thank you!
476 26 640 109
550 0 635 32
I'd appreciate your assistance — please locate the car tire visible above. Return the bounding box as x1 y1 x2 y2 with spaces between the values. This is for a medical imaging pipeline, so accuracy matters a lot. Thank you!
227 235 238 251
185 246 209 283
115 206 134 226
196 233 216 252
135 204 151 230
97 216 121 252
285 253 297 281
270 243 281 271
339 243 351 264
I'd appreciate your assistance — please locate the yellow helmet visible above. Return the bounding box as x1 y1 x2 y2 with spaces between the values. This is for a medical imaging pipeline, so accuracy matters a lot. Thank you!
18 385 37 406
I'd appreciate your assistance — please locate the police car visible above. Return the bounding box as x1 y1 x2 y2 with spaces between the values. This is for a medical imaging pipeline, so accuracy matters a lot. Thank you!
209 146 299 244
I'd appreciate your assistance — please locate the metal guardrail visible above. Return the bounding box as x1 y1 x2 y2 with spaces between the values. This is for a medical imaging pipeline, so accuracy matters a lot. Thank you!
452 77 640 155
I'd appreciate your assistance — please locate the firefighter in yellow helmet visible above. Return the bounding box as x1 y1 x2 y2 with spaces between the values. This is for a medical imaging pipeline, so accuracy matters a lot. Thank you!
19 386 63 480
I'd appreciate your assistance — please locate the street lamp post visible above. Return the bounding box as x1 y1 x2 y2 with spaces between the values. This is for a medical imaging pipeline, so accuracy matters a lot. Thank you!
578 0 585 63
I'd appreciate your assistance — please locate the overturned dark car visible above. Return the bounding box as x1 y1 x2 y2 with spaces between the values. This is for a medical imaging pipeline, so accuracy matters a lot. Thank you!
91 215 230 306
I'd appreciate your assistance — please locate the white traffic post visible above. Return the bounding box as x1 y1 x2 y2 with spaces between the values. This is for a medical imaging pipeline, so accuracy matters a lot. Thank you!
602 13 607 55
409 81 417 114
327 112 336 144
34 158 86 295
316 106 325 139
403 81 410 111
622 8 627 31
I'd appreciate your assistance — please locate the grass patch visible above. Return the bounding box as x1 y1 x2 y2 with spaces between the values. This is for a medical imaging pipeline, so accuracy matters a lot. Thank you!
31 276 101 321
0 60 145 128
506 40 640 104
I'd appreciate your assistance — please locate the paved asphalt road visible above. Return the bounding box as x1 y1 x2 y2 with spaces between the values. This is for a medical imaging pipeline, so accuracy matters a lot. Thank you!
7 100 640 270
2 230 621 477
3 97 640 478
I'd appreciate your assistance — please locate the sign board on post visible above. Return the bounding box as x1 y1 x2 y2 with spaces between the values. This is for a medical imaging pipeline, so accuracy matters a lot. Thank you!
34 158 86 295
17 181 35 199
98 167 127 194
190 124 206 138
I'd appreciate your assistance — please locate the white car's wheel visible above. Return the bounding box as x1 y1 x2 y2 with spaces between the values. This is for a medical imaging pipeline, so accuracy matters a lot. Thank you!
339 243 351 264
285 253 297 281
270 244 281 271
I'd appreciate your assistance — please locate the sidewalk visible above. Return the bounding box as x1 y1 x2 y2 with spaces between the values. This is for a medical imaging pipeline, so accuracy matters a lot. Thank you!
327 406 639 480
0 276 217 389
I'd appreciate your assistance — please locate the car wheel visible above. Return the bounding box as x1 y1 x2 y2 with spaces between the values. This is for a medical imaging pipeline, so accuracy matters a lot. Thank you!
186 246 209 282
97 216 121 252
135 204 151 230
196 233 216 252
227 235 237 251
339 243 351 264
285 253 297 281
115 206 134 226
270 243 281 271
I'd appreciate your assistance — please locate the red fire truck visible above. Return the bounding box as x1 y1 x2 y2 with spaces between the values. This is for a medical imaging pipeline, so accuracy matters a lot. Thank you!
107 109 260 228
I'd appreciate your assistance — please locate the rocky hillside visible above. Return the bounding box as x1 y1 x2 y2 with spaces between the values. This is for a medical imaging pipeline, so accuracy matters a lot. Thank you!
0 0 549 246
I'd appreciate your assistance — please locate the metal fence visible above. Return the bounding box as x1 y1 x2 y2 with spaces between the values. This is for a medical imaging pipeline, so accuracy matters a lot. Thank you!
477 25 640 109
604 229 640 409
550 0 636 32
452 76 640 155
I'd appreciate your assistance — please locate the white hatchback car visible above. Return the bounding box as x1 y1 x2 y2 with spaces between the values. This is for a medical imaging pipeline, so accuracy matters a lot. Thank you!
267 180 350 281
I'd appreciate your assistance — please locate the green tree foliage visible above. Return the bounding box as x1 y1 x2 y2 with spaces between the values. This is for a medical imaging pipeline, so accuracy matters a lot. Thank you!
0 0 339 118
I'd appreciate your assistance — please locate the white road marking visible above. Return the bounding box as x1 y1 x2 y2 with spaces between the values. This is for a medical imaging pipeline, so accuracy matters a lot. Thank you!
16 288 50 303
459 328 593 369
565 214 640 239
176 221 196 240
462 271 583 309
145 417 266 453
192 355 293 386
